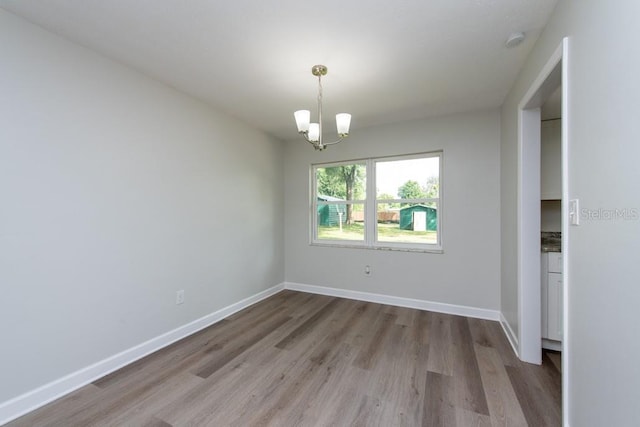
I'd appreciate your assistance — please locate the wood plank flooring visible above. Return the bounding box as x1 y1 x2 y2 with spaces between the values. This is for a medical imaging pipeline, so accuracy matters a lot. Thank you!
6 291 561 426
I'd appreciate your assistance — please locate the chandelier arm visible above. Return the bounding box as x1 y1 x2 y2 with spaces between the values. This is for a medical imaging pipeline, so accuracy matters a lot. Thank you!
300 132 314 144
322 137 345 146
299 131 324 150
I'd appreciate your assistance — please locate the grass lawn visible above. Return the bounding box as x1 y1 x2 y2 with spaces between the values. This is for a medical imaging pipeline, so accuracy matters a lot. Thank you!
318 222 437 244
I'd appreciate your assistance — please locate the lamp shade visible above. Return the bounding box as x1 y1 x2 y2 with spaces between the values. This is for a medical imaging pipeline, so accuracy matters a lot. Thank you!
308 123 320 142
336 113 351 136
294 110 311 133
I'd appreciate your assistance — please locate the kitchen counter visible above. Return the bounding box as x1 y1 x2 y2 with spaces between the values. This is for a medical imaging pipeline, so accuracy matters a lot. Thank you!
542 231 561 252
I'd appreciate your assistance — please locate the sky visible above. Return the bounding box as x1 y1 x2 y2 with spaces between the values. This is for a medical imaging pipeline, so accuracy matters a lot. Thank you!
376 156 439 197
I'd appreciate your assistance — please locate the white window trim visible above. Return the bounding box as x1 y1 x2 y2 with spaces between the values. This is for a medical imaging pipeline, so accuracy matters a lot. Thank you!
311 151 443 253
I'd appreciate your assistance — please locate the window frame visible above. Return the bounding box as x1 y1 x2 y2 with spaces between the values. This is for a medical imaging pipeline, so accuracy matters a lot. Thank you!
311 159 367 247
310 151 443 253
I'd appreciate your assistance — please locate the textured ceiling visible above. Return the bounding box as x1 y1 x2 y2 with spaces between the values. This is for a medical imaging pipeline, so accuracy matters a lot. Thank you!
0 0 559 141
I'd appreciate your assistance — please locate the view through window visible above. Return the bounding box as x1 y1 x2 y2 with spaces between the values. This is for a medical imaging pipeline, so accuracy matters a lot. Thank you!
312 152 441 251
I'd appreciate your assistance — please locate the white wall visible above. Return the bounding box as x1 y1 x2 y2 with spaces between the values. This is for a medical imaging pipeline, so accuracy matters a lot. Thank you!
285 110 501 312
0 9 284 404
500 0 640 424
541 200 561 232
541 119 562 200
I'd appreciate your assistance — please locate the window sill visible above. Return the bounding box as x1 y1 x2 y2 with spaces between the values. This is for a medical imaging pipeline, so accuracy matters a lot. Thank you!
310 241 444 254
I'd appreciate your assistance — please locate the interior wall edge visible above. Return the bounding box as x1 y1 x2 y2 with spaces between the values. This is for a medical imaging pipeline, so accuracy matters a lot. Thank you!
499 312 519 358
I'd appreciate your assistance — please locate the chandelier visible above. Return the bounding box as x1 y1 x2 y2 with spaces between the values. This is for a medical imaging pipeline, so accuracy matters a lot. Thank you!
294 65 351 151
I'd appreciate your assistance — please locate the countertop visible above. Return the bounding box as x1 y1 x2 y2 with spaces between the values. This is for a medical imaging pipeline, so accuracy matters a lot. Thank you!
541 231 561 252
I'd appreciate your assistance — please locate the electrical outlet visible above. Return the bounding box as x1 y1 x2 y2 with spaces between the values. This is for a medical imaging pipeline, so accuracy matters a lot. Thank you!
176 290 185 305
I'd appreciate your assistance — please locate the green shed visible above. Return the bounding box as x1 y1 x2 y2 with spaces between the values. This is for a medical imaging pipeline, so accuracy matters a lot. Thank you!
317 195 347 226
399 205 437 231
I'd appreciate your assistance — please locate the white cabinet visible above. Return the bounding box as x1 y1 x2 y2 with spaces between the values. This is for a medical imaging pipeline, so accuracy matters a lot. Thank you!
548 251 562 273
540 119 562 200
541 252 563 342
547 272 563 341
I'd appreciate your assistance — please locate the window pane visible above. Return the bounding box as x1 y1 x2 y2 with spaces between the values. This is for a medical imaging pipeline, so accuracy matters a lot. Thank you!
316 164 366 201
317 203 365 241
376 157 439 199
376 202 438 244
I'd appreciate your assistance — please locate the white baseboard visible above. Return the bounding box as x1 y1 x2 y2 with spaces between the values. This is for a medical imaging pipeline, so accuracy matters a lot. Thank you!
500 312 520 357
542 338 562 352
284 282 500 321
0 283 285 426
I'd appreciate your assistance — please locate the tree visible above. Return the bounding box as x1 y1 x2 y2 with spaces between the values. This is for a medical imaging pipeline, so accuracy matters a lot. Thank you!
377 192 400 211
317 168 345 198
424 176 439 199
339 165 364 224
317 165 365 224
377 193 395 209
398 180 426 200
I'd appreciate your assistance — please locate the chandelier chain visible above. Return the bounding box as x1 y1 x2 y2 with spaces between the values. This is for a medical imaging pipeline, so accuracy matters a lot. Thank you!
317 73 323 147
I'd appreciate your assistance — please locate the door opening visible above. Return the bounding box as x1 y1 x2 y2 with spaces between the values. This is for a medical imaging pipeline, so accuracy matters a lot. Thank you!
517 37 569 426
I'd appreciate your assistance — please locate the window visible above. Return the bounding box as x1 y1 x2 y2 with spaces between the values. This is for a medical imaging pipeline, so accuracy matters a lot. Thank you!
312 152 442 252
314 162 367 244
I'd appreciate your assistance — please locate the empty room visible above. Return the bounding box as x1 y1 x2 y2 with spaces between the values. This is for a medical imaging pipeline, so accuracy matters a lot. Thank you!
1 1 639 426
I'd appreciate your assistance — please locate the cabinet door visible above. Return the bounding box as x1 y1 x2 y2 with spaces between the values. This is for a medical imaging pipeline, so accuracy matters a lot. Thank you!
547 272 563 341
548 252 563 273
541 254 549 339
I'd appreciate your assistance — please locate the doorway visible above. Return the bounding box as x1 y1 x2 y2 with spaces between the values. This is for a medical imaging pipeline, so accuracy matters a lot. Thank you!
517 37 569 425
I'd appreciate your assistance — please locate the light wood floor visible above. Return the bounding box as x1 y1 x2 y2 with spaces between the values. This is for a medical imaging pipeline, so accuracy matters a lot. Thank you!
7 291 561 426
